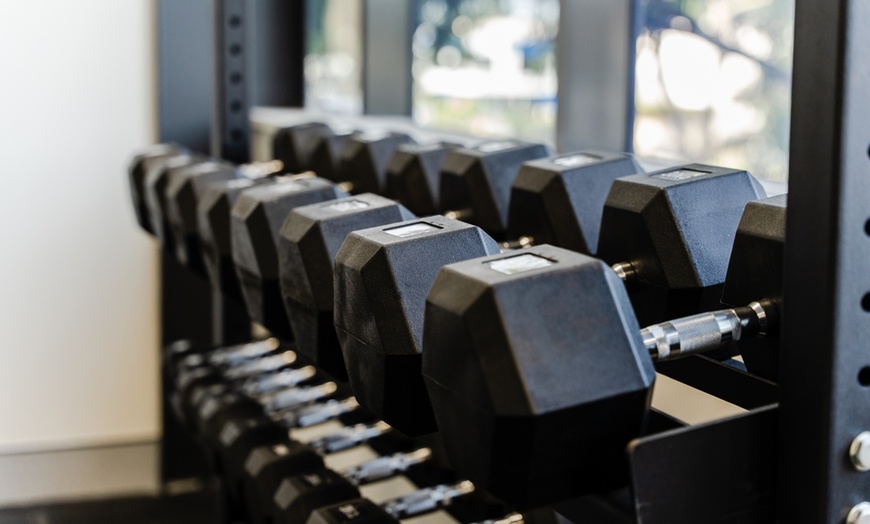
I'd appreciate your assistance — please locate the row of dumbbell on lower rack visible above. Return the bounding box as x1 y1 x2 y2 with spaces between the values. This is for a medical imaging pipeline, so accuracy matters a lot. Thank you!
129 113 785 523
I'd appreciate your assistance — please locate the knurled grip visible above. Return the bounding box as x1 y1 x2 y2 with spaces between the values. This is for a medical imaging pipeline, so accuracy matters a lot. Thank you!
642 309 742 361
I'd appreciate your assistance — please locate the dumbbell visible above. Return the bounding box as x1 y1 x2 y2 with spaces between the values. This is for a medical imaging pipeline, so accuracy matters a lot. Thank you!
470 510 569 524
384 142 462 216
167 338 288 425
143 152 209 253
278 193 415 379
206 396 372 522
174 342 326 434
199 176 289 305
333 165 765 436
267 447 436 523
398 140 552 239
231 175 349 339
186 349 346 437
165 158 284 274
239 420 400 524
308 481 476 524
303 126 414 195
272 122 335 174
128 143 187 234
337 131 416 195
310 127 359 184
421 195 786 509
718 194 785 380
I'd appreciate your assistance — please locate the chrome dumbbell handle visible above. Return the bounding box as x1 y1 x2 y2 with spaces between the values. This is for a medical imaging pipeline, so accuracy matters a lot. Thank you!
641 301 772 362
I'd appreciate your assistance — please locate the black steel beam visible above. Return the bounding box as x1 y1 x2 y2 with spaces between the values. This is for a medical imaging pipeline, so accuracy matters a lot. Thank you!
779 0 870 521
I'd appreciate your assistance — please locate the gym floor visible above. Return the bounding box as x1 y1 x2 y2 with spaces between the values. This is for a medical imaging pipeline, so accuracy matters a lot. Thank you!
0 488 219 524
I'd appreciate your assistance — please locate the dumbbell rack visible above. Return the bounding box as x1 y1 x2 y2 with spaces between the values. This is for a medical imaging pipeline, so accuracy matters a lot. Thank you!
150 0 870 522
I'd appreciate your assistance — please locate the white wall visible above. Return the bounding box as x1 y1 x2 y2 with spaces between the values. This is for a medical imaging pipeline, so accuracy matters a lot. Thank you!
0 0 160 501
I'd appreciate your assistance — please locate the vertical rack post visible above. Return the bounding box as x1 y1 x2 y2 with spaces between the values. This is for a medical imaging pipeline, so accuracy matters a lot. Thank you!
213 0 249 163
555 0 638 153
779 0 870 521
363 0 414 115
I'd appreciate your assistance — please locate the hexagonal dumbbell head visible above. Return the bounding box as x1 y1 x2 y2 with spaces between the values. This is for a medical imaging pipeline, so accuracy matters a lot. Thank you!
721 194 786 380
165 160 239 274
507 151 643 254
310 128 359 183
279 194 415 380
144 153 205 252
198 177 279 302
272 122 335 173
423 245 655 509
439 140 551 237
128 144 186 235
232 176 349 339
596 164 766 325
271 468 361 524
339 131 416 195
333 216 500 435
308 498 398 524
385 142 462 215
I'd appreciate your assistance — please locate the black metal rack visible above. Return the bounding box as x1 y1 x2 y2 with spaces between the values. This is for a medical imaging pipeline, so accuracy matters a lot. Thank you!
151 1 870 522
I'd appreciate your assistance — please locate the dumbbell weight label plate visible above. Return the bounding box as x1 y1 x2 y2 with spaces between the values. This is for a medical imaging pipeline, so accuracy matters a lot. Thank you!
487 253 554 275
476 141 520 153
326 200 371 213
199 396 223 421
655 167 712 181
553 153 602 167
219 420 243 447
383 222 442 238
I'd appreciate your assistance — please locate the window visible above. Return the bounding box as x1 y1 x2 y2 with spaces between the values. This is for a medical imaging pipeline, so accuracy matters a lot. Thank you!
412 0 560 146
305 0 364 114
634 0 794 181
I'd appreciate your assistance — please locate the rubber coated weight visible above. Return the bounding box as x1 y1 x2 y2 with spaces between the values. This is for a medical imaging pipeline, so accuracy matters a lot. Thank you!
333 216 500 435
279 194 415 379
423 246 655 508
231 176 349 339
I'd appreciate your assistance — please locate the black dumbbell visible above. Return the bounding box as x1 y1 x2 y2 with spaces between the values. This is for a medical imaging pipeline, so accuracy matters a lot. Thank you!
273 122 336 173
191 362 339 442
307 481 476 524
144 153 208 253
421 197 785 508
385 143 462 216
169 338 287 425
506 151 642 254
278 193 415 379
208 396 368 521
334 216 500 435
199 176 285 304
338 131 416 195
165 159 284 274
435 140 552 238
268 447 434 523
127 143 186 234
333 165 765 436
231 175 349 339
597 165 766 325
470 510 570 524
241 420 397 524
175 342 324 433
310 127 359 185
719 194 785 380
